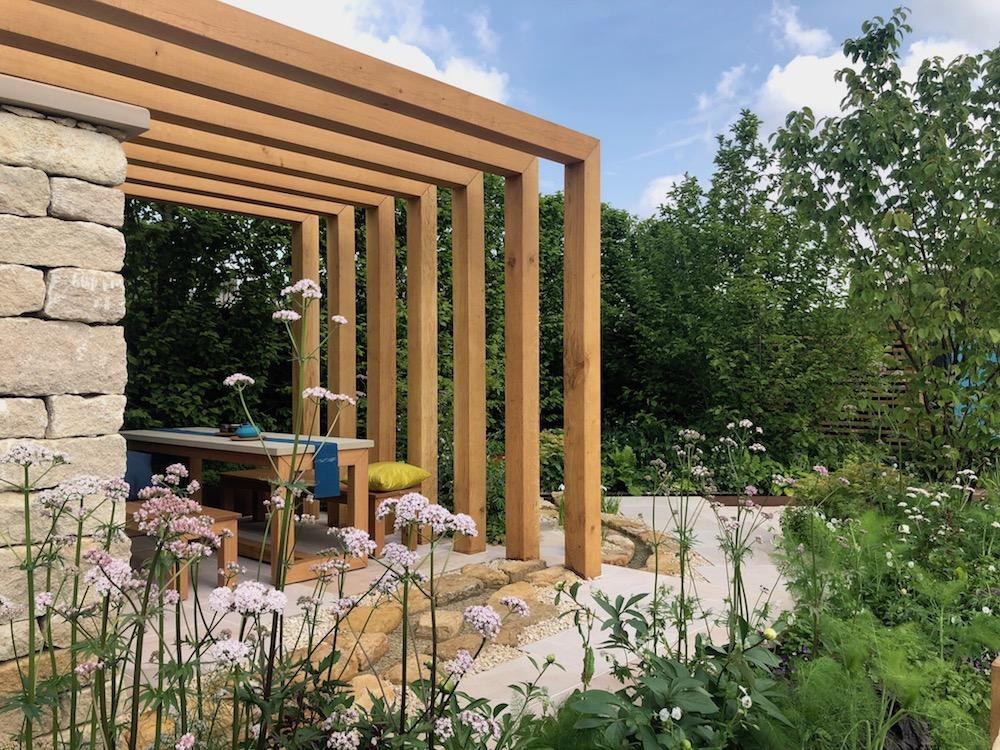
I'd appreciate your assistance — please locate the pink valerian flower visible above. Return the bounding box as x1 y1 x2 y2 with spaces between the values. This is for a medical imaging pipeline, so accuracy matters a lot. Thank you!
175 734 195 750
211 581 286 616
418 503 453 535
380 542 418 569
302 387 357 406
434 718 455 740
458 710 501 738
748 443 766 453
813 465 829 476
74 660 104 677
331 315 348 326
738 419 754 429
0 442 69 467
83 550 142 600
35 592 55 609
281 278 322 299
272 309 301 321
463 605 502 641
328 597 356 618
164 463 189 481
208 637 251 668
389 492 429 530
448 512 478 537
326 729 360 750
334 526 376 558
744 485 758 497
223 373 255 388
0 596 19 624
443 649 474 677
499 596 530 618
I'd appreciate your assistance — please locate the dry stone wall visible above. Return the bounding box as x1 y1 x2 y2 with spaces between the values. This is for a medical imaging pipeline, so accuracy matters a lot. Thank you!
0 104 130 666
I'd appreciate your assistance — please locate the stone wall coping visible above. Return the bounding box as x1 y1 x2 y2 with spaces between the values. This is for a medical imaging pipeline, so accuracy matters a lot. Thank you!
0 74 149 139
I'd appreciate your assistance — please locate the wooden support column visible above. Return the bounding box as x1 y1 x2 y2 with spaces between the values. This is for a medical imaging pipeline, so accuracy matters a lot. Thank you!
991 655 1000 747
365 198 397 462
406 187 439 500
563 148 602 578
291 215 321 435
452 174 487 553
326 208 357 438
504 160 541 560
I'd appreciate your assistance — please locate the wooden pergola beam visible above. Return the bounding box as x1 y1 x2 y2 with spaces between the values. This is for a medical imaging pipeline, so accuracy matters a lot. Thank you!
7 1 535 175
406 187 438 500
136 121 429 198
504 160 541 561
65 0 600 163
563 148 602 578
326 209 358 438
127 165 348 215
122 182 307 222
452 174 487 554
365 198 397 464
125 142 389 207
0 45 478 188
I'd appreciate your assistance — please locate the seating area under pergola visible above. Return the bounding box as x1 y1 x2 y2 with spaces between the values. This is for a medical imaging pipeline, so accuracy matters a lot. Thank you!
1 0 603 577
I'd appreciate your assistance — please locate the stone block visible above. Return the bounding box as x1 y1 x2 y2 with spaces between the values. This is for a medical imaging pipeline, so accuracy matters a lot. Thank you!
0 164 48 216
0 434 126 489
415 609 463 640
0 111 126 186
43 267 124 323
0 490 121 544
343 604 402 634
0 318 125 396
0 215 124 272
49 177 125 227
0 398 46 438
496 558 547 583
0 263 45 316
45 394 126 438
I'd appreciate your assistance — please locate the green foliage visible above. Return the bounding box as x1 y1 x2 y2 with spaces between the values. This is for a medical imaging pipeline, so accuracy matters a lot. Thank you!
775 6 1000 476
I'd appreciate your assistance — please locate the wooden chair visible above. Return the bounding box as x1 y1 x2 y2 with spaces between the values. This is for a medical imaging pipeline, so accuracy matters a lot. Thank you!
125 501 240 600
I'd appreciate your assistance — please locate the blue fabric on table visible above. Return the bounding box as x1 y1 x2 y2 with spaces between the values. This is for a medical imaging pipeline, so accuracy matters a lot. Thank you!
124 451 153 500
148 428 339 498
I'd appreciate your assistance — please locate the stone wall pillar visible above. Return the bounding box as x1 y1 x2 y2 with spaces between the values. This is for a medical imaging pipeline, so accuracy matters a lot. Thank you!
0 77 148 666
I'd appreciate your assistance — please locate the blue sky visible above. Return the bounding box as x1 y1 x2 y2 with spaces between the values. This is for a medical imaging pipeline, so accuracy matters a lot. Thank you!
231 0 1000 215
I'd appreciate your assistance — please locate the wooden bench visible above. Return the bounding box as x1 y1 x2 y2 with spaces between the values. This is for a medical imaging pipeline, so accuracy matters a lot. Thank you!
125 501 240 600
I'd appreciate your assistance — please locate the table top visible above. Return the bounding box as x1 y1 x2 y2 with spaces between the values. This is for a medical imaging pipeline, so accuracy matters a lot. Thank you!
121 427 374 455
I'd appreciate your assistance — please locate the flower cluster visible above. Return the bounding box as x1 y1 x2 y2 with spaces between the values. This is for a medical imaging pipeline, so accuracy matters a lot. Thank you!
272 309 301 321
463 605 503 640
210 580 287 616
331 526 377 559
83 550 143 601
443 649 474 677
281 278 322 299
302 386 357 406
499 596 530 618
0 441 69 468
223 373 255 388
457 710 501 739
381 542 418 570
376 493 479 539
208 637 251 668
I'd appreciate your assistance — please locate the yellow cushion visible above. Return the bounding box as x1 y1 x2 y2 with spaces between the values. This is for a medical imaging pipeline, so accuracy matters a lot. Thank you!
368 462 430 492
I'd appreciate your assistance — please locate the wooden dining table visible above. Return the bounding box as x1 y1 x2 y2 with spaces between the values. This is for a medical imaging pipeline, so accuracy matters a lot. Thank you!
121 427 374 584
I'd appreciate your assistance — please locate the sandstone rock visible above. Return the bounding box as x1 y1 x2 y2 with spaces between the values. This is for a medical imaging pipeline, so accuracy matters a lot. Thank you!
602 532 635 567
0 164 48 216
526 566 581 587
0 398 46 438
340 632 390 672
495 601 559 647
0 546 45 624
0 263 45 316
0 111 126 186
0 647 72 700
348 673 396 710
436 633 482 659
0 215 124 271
343 604 402 634
489 581 541 608
434 574 483 604
496 558 547 583
459 561 508 587
643 548 682 575
539 507 560 530
0 318 126 396
0 489 121 544
45 394 126 438
49 177 125 227
381 652 439 685
289 640 357 682
415 609 463 640
404 586 431 614
0 435 126 489
43 267 125 323
0 105 44 119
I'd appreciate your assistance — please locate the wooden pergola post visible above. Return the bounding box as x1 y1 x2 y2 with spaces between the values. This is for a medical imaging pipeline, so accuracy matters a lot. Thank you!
406 187 439 500
326 207 357 438
504 160 541 560
365 198 397 463
291 215 321 436
452 174 487 553
563 149 602 578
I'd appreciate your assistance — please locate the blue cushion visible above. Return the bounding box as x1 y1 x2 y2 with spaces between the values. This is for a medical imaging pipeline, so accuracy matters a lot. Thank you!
125 451 153 500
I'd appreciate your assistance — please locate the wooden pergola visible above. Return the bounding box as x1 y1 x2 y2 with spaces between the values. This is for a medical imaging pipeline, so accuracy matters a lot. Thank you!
1 0 603 577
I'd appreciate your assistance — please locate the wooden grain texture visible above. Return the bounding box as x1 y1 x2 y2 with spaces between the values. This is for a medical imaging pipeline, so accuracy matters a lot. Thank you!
452 174 487 553
504 160 541 560
9 1 533 175
125 142 387 207
121 183 306 222
53 0 599 162
563 150 602 578
992 655 1000 747
326 209 358 438
365 198 397 463
291 216 321 437
0 46 476 187
406 187 439 500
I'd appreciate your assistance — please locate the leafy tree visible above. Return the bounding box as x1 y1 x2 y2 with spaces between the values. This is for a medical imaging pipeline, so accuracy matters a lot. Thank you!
775 7 1000 474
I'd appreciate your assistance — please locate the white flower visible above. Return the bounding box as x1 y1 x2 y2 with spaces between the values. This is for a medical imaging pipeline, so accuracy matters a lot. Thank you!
983 606 993 616
740 694 753 710
898 524 910 535
331 315 348 326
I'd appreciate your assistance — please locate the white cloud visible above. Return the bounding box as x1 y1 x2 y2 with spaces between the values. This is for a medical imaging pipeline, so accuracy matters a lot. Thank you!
755 50 849 132
698 64 746 113
908 0 1000 50
469 10 499 55
226 0 509 101
770 3 834 55
637 174 684 217
901 38 976 81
